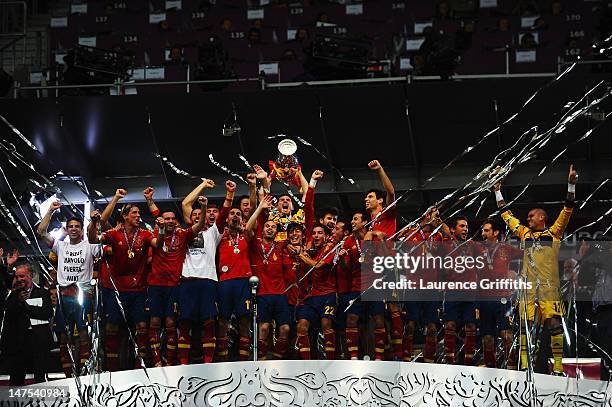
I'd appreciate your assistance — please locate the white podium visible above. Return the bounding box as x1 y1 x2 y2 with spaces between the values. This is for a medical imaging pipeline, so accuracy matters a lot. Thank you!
36 360 612 406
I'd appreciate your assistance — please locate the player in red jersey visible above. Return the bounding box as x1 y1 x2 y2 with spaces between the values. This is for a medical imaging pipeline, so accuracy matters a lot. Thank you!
89 189 165 371
147 206 206 367
337 212 387 360
363 159 400 359
253 165 320 242
399 208 447 363
216 174 257 361
283 221 310 358
246 196 291 360
480 220 523 368
439 216 484 366
319 207 339 235
295 224 338 360
364 160 396 239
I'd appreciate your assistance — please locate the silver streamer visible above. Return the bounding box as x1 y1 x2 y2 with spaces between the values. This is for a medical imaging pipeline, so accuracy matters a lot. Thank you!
579 179 610 210
238 154 252 170
0 113 38 151
208 154 248 184
154 153 196 178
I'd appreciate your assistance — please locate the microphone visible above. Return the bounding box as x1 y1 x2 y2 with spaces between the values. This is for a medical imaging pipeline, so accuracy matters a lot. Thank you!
249 276 260 295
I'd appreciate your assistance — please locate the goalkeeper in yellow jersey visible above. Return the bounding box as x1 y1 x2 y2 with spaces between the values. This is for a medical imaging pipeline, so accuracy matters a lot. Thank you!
494 164 577 376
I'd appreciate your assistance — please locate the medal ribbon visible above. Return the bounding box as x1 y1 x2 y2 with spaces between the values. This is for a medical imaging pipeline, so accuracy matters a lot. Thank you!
261 242 276 263
231 232 241 251
485 243 501 269
355 238 364 260
163 230 176 252
419 229 432 252
123 228 139 255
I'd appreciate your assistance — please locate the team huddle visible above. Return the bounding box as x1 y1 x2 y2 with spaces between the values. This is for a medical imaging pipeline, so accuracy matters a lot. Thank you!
37 160 578 377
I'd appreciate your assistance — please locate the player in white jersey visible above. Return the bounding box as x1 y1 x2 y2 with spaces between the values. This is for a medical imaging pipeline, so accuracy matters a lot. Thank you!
37 201 101 377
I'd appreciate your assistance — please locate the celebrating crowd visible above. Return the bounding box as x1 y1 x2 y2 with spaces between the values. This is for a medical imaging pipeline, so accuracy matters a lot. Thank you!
1 159 600 385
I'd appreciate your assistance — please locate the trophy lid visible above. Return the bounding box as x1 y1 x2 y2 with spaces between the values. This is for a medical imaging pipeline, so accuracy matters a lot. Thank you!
278 138 297 156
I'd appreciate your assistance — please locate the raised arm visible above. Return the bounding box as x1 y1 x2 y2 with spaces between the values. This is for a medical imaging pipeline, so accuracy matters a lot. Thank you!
245 195 273 241
253 164 271 192
88 210 102 243
426 207 451 237
298 169 309 202
100 188 127 225
143 187 160 217
304 170 323 237
182 178 215 225
549 164 577 238
192 196 208 235
493 181 506 208
150 217 166 249
494 181 527 237
216 180 236 230
368 160 395 206
37 201 62 248
566 164 577 203
246 173 257 219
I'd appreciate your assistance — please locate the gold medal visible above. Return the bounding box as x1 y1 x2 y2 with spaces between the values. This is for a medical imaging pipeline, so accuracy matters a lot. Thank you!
234 248 240 254
488 264 493 271
127 249 135 259
359 255 365 263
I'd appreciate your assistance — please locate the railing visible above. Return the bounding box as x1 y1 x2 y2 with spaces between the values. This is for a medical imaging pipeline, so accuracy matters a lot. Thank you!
12 70 560 98
0 1 27 73
15 56 612 97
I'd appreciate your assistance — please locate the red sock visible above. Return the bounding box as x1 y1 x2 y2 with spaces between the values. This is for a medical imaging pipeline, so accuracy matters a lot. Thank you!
166 325 178 366
178 320 191 365
424 333 437 363
484 340 496 368
136 327 148 368
239 336 251 361
403 334 414 362
217 336 229 362
444 328 456 364
202 320 216 363
257 338 268 360
390 311 403 359
105 325 120 372
297 334 311 360
148 327 162 367
464 329 476 365
346 327 359 360
59 343 73 378
323 328 335 360
272 336 289 359
80 338 91 369
374 327 386 360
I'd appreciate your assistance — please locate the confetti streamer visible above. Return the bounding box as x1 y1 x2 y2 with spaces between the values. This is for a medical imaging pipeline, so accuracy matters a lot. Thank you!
0 113 38 151
154 153 197 178
208 154 247 184
238 154 252 170
579 178 610 210
0 197 31 244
